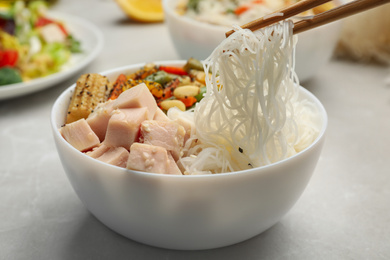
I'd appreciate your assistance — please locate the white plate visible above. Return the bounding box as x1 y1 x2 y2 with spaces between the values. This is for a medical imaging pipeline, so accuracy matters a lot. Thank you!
0 11 104 100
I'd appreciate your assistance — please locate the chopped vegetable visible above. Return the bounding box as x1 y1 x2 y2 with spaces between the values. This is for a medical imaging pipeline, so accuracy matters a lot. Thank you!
234 5 249 15
0 0 82 85
0 49 18 67
159 66 188 76
108 73 127 100
187 0 201 12
127 63 157 80
146 70 172 85
162 78 181 100
67 35 82 53
0 66 23 86
42 42 70 69
131 79 163 99
183 57 203 72
180 96 197 107
226 8 235 14
194 86 206 102
82 58 206 112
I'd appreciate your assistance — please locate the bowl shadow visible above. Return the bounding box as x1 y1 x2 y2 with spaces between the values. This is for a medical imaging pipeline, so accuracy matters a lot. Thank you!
62 212 292 259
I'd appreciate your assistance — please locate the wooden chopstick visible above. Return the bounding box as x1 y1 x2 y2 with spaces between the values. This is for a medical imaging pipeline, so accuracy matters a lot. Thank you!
293 0 390 34
225 0 390 37
225 0 333 37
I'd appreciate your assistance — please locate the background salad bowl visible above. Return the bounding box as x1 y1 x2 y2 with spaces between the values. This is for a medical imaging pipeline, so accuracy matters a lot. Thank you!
163 0 343 83
0 11 103 100
51 60 328 250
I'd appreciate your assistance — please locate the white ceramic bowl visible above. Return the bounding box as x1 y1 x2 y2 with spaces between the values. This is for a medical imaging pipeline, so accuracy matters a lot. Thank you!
51 61 328 250
163 0 343 82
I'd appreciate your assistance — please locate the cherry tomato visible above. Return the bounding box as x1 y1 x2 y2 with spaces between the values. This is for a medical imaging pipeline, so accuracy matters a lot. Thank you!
0 49 18 68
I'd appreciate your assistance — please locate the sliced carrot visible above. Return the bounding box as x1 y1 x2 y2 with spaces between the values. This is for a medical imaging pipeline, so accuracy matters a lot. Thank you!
235 5 250 15
108 73 127 100
252 0 263 4
180 96 197 107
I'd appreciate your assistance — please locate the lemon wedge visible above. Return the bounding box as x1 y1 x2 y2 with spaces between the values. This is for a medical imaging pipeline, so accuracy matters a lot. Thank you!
115 0 164 23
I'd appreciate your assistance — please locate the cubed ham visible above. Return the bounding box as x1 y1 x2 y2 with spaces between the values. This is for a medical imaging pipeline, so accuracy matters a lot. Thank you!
140 120 185 161
104 107 149 150
86 100 115 141
167 153 182 175
126 143 170 174
60 118 100 152
153 107 170 122
113 83 157 120
87 144 129 168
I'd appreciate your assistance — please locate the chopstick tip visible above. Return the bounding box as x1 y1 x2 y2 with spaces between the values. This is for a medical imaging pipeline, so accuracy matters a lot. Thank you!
225 29 234 38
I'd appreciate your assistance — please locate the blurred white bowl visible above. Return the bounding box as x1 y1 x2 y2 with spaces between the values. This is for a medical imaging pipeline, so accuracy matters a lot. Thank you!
163 0 343 82
51 61 327 250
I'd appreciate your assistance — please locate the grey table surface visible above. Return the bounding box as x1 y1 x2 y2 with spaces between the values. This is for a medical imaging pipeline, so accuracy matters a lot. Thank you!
1 0 390 259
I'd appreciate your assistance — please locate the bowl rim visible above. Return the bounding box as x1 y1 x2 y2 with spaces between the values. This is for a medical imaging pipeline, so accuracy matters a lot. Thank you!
51 60 328 179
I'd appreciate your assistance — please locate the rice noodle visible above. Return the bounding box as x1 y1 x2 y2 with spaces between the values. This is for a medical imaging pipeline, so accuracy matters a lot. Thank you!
171 21 320 175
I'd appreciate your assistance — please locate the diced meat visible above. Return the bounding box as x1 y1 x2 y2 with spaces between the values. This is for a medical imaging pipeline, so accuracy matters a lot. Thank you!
140 120 185 161
153 107 170 122
126 143 170 174
86 143 110 158
167 153 182 175
98 147 129 168
60 118 100 152
104 107 149 150
174 116 195 145
113 83 157 120
86 144 129 168
167 107 195 145
86 100 115 141
39 23 66 43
